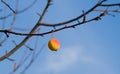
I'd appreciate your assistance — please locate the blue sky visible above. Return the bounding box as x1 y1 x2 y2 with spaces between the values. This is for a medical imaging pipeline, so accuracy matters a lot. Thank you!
0 0 120 74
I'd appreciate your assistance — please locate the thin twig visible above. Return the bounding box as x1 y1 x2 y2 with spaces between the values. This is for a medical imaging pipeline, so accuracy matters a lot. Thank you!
100 3 120 6
1 0 16 13
0 0 37 20
94 9 120 13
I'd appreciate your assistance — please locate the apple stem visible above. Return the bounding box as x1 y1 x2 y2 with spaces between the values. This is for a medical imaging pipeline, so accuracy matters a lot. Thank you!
51 30 54 38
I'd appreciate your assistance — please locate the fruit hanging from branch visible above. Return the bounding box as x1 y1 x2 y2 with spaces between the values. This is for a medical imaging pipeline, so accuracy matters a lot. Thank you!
48 38 60 51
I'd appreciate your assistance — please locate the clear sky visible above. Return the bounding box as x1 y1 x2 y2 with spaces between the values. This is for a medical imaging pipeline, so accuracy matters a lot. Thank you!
0 0 120 74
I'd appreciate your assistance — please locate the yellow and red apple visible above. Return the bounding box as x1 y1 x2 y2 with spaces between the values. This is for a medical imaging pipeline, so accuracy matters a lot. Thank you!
48 38 60 51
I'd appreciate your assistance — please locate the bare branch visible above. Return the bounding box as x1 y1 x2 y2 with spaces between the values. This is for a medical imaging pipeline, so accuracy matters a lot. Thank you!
1 0 16 13
0 12 106 37
0 0 52 61
94 9 120 13
38 0 106 27
0 0 37 20
100 3 120 6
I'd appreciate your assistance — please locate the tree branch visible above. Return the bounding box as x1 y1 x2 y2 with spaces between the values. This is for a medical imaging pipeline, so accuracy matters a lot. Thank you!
38 0 106 27
100 3 120 6
94 9 120 13
1 0 16 13
0 0 52 61
0 0 37 20
0 12 106 37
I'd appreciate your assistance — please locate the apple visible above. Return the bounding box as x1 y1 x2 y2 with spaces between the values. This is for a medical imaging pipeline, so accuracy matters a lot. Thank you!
48 38 60 51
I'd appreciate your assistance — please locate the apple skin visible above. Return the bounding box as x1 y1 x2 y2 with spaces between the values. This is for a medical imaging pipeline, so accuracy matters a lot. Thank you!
48 38 60 51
